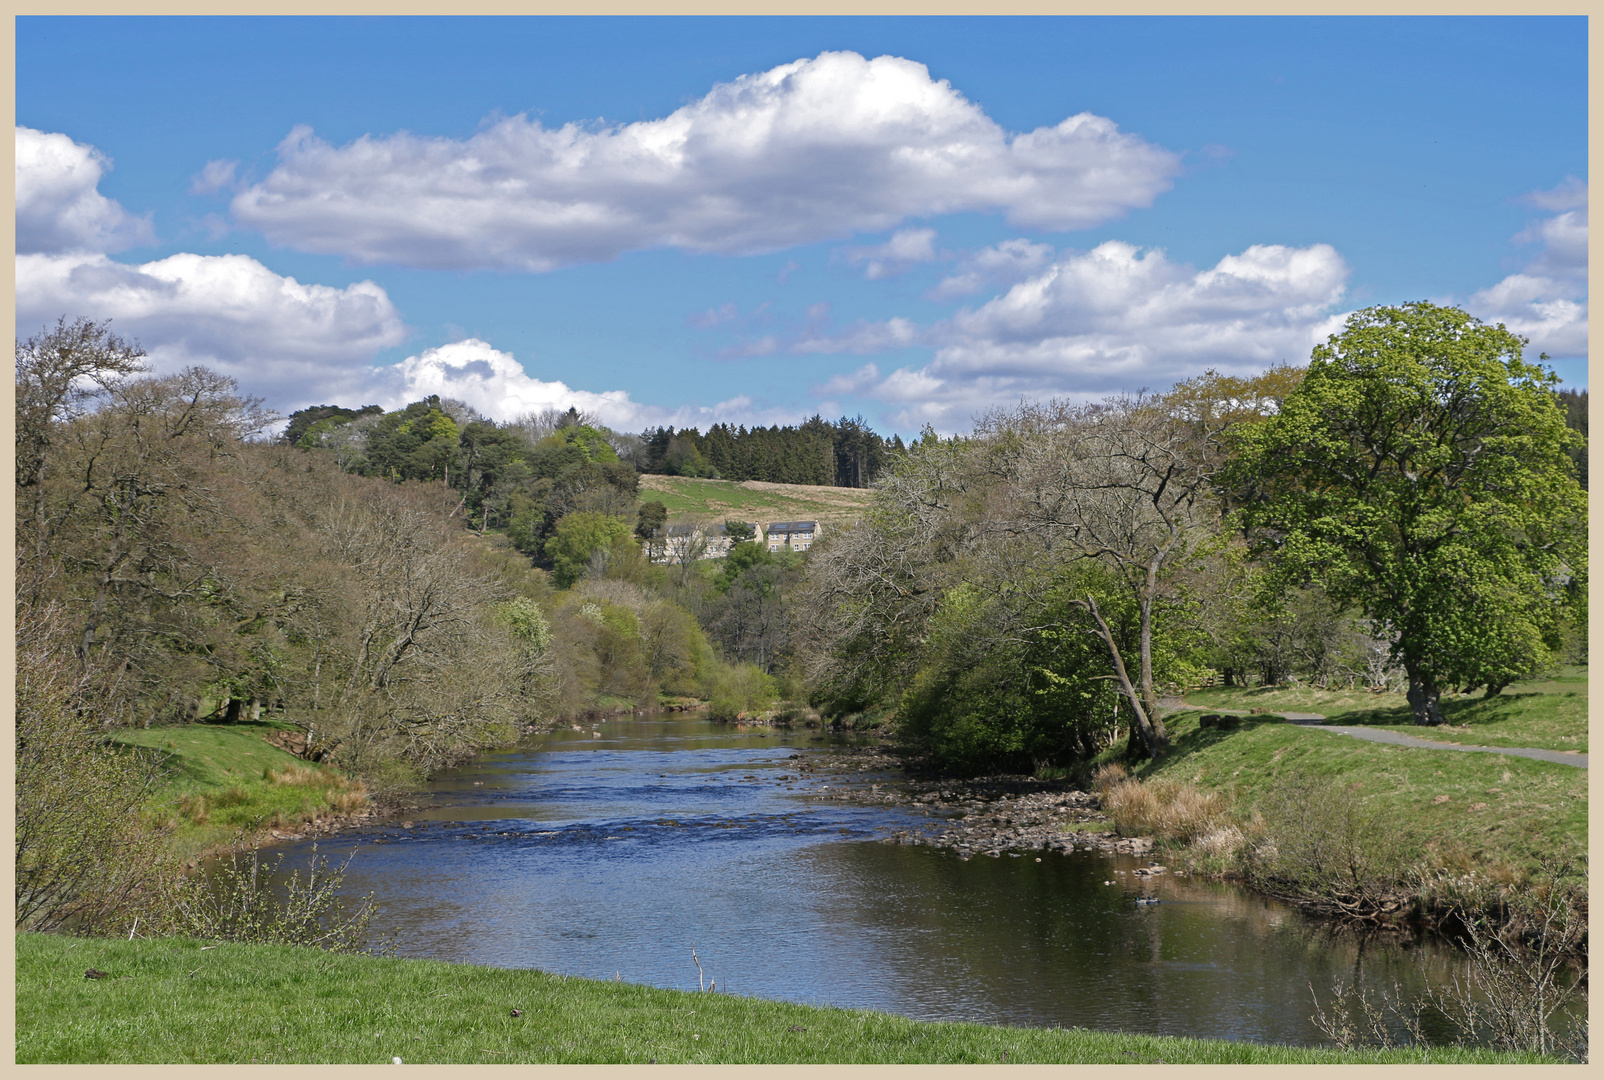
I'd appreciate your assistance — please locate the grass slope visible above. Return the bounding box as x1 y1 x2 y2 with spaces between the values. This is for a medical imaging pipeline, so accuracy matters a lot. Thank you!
16 934 1546 1064
637 475 874 528
113 723 369 860
1140 709 1587 881
1182 666 1588 753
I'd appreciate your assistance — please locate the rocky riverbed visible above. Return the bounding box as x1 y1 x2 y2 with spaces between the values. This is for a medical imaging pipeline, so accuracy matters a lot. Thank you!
788 745 1156 860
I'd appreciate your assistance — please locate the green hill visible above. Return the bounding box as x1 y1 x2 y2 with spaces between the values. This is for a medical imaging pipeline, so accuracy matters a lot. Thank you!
637 475 876 530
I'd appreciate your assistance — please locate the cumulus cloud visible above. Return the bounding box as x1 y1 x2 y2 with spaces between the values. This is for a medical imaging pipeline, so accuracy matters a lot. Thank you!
17 251 409 408
16 126 155 254
1467 180 1587 358
927 237 1055 300
839 227 938 279
231 51 1181 271
809 240 1350 429
370 338 799 431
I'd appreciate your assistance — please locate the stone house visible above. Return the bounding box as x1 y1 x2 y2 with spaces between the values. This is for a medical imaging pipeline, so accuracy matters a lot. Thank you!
656 521 766 562
765 520 821 552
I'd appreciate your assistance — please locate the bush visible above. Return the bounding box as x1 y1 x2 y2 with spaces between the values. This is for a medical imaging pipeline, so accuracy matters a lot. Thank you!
156 846 387 955
702 660 777 720
1240 776 1418 916
15 604 174 934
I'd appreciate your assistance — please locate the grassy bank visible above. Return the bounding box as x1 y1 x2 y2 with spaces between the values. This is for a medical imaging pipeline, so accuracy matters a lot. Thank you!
1182 665 1588 753
112 723 374 861
1107 687 1587 917
16 933 1548 1064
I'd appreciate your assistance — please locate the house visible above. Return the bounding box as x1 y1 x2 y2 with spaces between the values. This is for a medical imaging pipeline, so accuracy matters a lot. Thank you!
704 521 765 558
655 521 766 563
765 520 820 552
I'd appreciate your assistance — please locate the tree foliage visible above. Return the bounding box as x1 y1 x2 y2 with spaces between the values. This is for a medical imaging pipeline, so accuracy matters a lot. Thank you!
1227 303 1587 724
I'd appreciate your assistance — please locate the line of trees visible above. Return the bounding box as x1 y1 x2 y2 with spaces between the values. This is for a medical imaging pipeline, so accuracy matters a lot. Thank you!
795 303 1587 770
635 416 903 486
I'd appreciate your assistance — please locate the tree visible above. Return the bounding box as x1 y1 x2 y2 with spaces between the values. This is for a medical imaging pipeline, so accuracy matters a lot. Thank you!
16 603 172 933
1228 302 1587 725
544 512 632 589
15 317 148 607
973 395 1228 757
635 500 669 560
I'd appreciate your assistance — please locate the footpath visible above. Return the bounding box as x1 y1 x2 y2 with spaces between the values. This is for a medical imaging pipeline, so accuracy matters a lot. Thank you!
1275 712 1587 769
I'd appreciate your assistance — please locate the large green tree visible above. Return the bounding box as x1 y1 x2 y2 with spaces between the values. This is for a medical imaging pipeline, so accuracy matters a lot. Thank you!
1228 303 1586 725
544 512 633 588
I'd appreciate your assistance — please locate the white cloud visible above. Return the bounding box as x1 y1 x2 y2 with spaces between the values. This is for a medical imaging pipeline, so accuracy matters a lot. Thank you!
808 240 1350 430
795 316 921 355
839 227 938 279
1467 181 1587 357
190 158 240 195
371 338 800 432
16 126 155 254
927 237 1054 300
231 51 1181 271
17 251 408 408
1523 176 1587 213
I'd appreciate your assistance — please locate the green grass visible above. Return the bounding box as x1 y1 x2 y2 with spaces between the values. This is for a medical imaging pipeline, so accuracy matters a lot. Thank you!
113 723 370 859
1183 666 1589 753
1140 710 1587 881
16 934 1549 1064
638 475 873 526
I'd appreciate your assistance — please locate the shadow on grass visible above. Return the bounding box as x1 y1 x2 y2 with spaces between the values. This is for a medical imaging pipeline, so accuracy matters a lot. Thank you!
1142 714 1286 776
1330 694 1547 732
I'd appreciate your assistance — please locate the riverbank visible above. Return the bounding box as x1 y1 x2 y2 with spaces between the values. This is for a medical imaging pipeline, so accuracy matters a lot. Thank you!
16 933 1551 1064
787 702 1586 948
111 722 392 863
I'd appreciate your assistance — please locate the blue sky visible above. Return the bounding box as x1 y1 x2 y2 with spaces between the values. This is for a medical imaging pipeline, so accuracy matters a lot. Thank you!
17 16 1587 436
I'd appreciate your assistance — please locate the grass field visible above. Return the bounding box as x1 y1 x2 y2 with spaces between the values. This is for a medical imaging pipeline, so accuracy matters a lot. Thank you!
1181 665 1589 753
637 475 875 528
1138 706 1587 886
15 933 1550 1064
113 723 371 860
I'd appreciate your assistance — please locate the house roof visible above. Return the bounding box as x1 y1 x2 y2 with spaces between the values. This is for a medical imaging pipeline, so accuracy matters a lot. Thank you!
767 520 817 533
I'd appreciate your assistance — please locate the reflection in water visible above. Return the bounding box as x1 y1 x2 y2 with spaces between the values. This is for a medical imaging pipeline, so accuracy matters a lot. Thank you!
264 715 1551 1047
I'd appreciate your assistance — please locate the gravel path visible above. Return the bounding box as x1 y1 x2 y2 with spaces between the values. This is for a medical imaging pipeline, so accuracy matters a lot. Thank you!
1276 712 1587 768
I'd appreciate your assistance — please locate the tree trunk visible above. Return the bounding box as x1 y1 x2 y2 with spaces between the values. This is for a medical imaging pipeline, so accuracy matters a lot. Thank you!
1405 668 1445 726
1083 596 1168 757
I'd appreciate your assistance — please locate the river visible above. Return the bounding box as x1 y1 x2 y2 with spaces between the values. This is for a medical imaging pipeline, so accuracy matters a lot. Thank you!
266 712 1521 1048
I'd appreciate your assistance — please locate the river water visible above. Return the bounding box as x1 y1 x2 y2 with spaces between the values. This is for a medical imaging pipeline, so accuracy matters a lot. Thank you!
267 713 1514 1048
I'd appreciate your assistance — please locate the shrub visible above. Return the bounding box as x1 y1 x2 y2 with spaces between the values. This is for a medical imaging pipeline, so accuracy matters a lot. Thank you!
702 659 777 720
156 846 388 955
15 604 174 934
1240 776 1418 915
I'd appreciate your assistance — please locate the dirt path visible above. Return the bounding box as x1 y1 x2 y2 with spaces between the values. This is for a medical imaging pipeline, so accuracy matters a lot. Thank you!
1275 712 1587 768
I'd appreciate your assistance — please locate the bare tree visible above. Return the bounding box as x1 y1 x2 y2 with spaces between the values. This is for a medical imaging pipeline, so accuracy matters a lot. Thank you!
973 396 1223 756
15 317 148 607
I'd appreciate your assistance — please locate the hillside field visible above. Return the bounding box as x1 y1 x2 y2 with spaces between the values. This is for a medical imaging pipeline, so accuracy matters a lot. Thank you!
637 475 876 529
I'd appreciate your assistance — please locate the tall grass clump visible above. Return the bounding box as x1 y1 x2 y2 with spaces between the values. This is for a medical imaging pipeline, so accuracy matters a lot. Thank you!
1093 765 1231 843
266 763 371 813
